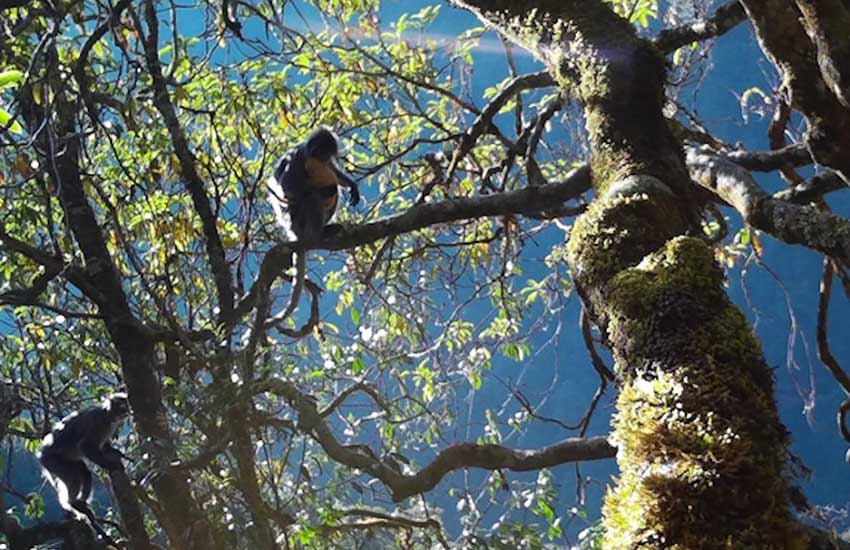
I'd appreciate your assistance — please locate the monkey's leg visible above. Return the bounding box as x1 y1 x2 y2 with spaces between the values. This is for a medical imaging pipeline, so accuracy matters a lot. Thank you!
68 462 93 523
291 192 326 246
318 188 341 237
76 460 93 503
68 465 120 546
40 455 84 511
274 191 328 323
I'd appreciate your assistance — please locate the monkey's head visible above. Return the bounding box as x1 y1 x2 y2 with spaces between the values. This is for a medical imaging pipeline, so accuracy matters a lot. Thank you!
304 127 339 162
104 393 131 420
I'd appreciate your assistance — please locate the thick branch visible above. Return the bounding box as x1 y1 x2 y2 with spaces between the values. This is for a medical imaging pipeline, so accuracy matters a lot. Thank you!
0 517 102 550
316 166 588 251
721 145 845 202
774 172 847 204
686 147 850 266
234 166 591 325
259 377 615 503
137 0 234 320
655 0 747 53
725 144 813 172
801 524 850 550
108 469 154 550
0 0 29 9
17 50 221 550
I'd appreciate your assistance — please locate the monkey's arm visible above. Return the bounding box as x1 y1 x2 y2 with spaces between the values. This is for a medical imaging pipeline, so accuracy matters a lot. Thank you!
332 166 360 206
103 443 130 462
81 440 125 470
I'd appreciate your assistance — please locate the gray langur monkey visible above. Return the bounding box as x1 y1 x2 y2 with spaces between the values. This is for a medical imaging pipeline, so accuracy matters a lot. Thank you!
267 127 360 321
38 394 131 536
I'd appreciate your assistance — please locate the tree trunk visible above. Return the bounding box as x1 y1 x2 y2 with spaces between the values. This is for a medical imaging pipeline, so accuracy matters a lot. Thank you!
453 1 804 548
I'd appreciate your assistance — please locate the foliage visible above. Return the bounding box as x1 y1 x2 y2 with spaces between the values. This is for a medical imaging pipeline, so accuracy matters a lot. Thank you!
0 0 848 548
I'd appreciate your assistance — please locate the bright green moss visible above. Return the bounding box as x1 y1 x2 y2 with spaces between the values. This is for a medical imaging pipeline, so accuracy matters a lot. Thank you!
597 237 805 550
567 180 688 289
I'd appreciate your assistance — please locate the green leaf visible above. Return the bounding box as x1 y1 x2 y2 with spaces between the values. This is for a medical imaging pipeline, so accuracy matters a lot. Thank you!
0 70 24 88
467 368 482 390
502 342 530 361
24 493 45 518
0 108 23 134
351 356 366 374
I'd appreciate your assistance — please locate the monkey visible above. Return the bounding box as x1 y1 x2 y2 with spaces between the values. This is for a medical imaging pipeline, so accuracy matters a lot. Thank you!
38 393 131 537
267 127 360 321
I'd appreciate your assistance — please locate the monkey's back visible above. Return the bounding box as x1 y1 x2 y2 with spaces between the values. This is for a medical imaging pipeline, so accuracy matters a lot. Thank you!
40 406 111 459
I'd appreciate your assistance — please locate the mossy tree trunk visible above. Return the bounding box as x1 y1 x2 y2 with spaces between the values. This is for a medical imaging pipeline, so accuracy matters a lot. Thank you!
453 1 803 548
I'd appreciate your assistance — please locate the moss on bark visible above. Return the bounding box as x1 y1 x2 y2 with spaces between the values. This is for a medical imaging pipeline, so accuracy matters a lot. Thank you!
598 237 803 550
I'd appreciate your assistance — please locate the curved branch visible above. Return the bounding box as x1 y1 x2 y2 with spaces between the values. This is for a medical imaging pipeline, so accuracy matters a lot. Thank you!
655 0 747 53
0 225 106 306
446 71 556 185
232 166 592 327
322 508 449 548
816 260 850 447
686 147 850 267
774 172 847 204
259 377 616 503
725 143 813 172
319 382 392 418
767 98 804 185
72 0 132 127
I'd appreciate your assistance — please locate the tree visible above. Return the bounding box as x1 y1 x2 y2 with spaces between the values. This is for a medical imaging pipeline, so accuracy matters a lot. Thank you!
0 0 848 548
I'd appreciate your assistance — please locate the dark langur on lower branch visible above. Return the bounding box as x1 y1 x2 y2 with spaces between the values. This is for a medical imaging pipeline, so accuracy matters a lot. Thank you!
38 394 130 537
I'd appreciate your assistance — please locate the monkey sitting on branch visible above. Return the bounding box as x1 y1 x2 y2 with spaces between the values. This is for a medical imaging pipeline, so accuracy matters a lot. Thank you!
38 393 131 540
267 127 361 321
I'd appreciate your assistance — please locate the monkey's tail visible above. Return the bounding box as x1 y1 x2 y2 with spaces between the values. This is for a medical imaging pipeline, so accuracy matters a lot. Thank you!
279 249 306 322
